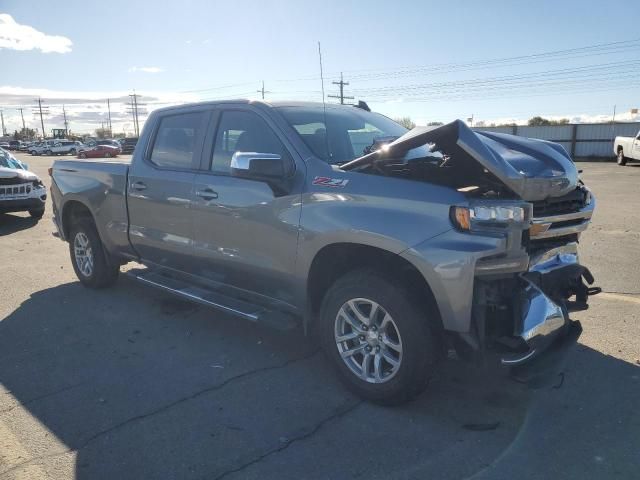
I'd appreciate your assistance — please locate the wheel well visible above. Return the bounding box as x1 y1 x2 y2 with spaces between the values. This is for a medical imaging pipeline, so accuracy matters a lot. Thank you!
61 201 94 238
307 243 441 329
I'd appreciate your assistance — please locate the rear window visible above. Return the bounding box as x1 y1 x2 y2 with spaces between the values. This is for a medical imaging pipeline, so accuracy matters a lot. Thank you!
149 112 206 169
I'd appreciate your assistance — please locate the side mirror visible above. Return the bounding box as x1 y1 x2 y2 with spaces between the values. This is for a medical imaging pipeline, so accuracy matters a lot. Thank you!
230 152 286 178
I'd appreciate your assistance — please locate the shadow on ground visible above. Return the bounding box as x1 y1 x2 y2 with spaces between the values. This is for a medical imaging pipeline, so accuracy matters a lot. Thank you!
0 280 637 479
0 213 40 236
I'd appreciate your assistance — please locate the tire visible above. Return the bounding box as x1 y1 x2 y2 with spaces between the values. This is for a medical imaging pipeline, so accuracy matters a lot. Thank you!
79 152 87 159
70 149 76 155
28 207 45 219
105 152 112 158
45 149 52 156
69 218 119 288
30 150 36 156
319 269 440 405
617 148 627 166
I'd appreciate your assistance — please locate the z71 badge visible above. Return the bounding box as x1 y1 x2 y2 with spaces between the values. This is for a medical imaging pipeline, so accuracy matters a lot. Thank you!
312 176 349 188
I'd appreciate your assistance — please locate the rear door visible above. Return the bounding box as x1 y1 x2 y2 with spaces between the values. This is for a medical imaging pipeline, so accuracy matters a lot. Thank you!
127 109 211 271
191 107 304 306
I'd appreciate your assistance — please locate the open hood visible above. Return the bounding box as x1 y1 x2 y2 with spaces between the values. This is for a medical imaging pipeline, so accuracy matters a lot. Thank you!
341 120 578 201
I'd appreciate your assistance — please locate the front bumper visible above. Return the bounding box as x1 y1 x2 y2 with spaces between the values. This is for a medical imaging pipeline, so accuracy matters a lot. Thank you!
499 243 596 366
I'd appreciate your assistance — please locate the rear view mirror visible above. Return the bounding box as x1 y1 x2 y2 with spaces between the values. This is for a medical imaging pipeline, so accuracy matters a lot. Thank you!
230 152 286 178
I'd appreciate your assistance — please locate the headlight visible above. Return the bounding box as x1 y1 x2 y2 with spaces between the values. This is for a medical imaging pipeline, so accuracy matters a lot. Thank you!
450 204 528 232
32 179 45 189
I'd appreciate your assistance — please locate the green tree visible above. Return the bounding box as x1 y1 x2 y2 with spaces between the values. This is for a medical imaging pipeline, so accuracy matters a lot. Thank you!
528 116 571 126
394 117 416 129
426 121 444 126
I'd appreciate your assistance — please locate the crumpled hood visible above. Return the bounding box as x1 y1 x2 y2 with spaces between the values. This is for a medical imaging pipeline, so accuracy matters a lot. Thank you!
342 119 578 201
0 166 39 182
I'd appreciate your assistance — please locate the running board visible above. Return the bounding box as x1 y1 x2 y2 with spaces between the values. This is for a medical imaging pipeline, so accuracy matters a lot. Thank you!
126 269 297 331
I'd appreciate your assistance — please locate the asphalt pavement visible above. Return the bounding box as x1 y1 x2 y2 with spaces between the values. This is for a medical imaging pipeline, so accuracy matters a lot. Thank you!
0 152 638 479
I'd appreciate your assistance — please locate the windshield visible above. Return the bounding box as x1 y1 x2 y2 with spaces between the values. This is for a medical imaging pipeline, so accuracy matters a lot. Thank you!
278 106 414 164
0 149 25 169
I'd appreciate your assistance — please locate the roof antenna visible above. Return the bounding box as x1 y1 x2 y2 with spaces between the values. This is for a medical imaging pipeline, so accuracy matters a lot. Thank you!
318 41 332 162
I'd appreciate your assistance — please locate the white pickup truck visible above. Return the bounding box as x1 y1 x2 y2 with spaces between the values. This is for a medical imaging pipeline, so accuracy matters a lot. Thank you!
614 129 640 165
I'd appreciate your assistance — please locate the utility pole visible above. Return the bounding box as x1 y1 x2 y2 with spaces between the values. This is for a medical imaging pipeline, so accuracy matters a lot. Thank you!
35 98 47 138
17 107 26 131
107 98 113 135
256 80 270 100
62 104 69 135
128 92 141 137
0 110 6 136
328 72 354 105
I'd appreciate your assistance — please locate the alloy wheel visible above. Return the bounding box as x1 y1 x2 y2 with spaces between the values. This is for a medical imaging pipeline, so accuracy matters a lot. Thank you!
73 232 94 277
334 298 403 384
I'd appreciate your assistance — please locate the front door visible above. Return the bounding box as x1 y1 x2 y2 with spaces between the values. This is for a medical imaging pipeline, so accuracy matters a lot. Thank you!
191 108 303 306
127 109 210 272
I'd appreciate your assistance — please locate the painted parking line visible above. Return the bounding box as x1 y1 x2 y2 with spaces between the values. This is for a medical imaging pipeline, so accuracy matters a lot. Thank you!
598 292 640 304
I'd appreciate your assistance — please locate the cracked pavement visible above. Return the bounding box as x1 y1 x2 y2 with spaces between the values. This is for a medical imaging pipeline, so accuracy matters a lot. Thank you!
1 154 638 479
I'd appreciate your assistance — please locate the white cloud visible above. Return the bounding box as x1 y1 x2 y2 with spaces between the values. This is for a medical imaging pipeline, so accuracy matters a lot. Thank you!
0 14 72 53
128 66 164 73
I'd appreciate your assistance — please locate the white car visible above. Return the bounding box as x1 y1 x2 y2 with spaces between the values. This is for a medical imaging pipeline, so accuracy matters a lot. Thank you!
614 129 640 166
50 141 84 156
0 148 46 218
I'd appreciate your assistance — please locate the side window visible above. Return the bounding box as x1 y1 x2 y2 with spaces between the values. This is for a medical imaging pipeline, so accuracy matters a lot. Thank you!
211 110 288 174
149 112 205 169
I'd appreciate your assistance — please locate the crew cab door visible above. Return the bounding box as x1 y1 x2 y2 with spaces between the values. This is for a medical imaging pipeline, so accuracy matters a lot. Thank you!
191 107 303 307
127 109 210 271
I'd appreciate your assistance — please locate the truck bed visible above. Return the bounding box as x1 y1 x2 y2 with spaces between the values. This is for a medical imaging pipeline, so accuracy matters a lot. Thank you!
51 158 132 256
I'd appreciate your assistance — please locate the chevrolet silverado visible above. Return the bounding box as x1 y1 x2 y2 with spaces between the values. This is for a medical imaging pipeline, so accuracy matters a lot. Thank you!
50 100 598 404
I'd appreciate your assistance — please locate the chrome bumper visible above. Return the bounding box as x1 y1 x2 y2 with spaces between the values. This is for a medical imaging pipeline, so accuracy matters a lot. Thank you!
501 243 592 366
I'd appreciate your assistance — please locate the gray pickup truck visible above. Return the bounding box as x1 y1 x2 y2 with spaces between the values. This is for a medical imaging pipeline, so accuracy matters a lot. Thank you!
51 100 597 404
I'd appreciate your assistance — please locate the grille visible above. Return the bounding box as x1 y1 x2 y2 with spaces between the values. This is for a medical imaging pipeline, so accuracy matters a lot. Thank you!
0 184 31 198
532 187 587 217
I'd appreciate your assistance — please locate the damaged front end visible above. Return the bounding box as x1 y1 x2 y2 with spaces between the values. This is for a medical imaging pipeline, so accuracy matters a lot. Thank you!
343 119 598 367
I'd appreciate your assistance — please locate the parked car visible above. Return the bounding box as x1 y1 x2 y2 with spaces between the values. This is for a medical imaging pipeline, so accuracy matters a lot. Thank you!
0 147 46 218
78 144 120 158
18 142 35 152
8 140 21 151
613 129 640 165
50 140 84 156
29 143 48 155
81 139 121 151
51 100 597 405
0 142 10 149
120 137 138 154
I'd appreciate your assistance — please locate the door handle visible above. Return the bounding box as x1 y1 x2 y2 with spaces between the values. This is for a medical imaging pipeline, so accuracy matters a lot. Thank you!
196 188 218 200
131 181 147 191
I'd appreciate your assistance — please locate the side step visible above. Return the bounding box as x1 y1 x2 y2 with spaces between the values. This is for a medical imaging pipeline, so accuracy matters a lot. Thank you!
126 269 297 331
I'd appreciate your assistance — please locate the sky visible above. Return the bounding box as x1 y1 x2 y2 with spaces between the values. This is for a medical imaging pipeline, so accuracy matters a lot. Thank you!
0 0 639 136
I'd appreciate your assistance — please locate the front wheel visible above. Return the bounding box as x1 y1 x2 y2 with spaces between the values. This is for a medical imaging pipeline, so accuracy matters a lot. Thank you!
45 149 52 156
319 269 440 405
104 152 112 158
69 218 119 288
70 149 76 155
79 152 87 159
617 148 627 166
28 207 45 219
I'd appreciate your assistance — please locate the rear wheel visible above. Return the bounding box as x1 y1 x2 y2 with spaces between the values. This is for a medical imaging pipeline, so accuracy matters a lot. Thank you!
104 152 112 158
79 152 87 159
70 148 76 155
45 149 52 156
617 148 627 166
319 269 440 405
69 218 119 288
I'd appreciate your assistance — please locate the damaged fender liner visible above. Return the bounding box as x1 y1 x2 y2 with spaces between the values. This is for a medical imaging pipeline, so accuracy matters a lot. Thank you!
340 119 579 202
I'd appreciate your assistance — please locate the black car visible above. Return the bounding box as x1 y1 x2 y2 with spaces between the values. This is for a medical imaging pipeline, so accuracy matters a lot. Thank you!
9 140 21 151
121 137 138 154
